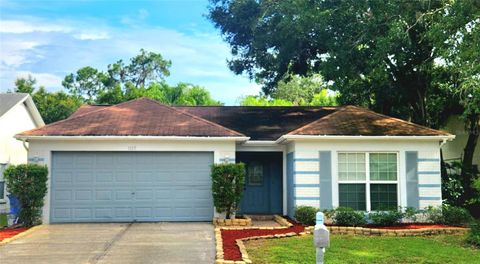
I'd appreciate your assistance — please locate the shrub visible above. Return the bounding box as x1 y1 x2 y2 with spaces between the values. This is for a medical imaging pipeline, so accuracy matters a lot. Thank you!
3 164 48 227
294 206 318 225
211 163 245 219
425 205 473 226
369 210 404 226
467 221 480 248
332 207 367 227
424 206 444 224
441 205 473 226
403 207 419 223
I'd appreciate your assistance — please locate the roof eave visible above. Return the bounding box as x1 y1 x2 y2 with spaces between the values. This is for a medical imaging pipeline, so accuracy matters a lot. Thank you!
15 135 250 142
275 134 456 144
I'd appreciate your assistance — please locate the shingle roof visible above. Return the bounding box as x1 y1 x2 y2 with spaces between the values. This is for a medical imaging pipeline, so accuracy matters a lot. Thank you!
20 98 244 137
19 98 451 139
287 105 451 137
175 106 339 140
0 93 28 117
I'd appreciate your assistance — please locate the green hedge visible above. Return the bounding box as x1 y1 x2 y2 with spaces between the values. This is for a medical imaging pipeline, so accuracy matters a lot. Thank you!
294 206 319 225
211 163 245 219
4 164 48 227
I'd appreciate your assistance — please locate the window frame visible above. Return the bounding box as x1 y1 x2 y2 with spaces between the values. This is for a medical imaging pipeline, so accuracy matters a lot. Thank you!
247 161 264 186
337 152 400 212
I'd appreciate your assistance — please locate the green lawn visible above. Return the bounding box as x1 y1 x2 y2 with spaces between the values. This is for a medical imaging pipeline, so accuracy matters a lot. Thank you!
244 234 480 264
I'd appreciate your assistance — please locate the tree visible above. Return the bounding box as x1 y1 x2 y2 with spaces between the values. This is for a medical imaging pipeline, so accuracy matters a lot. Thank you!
239 95 294 106
240 74 338 106
428 1 480 206
32 88 82 124
62 66 106 102
209 0 479 208
208 0 472 125
127 49 171 88
273 74 324 105
67 50 221 106
14 76 36 94
14 76 82 124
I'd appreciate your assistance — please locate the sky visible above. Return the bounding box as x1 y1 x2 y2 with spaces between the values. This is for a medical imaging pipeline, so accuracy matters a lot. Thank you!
0 0 261 105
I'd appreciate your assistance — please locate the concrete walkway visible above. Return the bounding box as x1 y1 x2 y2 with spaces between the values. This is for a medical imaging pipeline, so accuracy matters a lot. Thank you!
0 222 215 264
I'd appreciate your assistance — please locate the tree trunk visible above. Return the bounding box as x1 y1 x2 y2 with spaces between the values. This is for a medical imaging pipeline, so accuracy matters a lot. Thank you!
461 113 479 205
462 114 479 171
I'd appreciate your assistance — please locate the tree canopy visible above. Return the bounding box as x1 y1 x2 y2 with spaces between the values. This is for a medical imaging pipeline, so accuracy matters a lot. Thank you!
13 50 222 123
240 74 338 106
209 0 478 126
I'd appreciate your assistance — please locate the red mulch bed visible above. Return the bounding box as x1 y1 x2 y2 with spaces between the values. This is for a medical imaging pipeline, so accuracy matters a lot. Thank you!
0 227 29 242
221 220 305 261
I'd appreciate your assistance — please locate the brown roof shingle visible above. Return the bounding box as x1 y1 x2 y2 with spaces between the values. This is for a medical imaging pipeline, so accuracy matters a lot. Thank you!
288 105 451 137
20 98 244 137
20 99 450 139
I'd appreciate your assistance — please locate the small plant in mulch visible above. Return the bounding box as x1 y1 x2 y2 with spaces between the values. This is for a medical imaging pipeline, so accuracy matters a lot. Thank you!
294 206 318 226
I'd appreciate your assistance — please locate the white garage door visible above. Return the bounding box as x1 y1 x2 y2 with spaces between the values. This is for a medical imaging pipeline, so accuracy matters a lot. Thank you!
51 152 213 223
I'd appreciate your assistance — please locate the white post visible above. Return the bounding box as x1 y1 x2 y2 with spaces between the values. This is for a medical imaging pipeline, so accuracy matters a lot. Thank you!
314 212 330 264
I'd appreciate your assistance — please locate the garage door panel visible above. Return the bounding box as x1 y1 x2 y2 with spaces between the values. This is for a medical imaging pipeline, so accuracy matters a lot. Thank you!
74 208 93 219
95 171 114 183
74 171 93 183
75 190 93 201
51 152 213 222
135 189 154 200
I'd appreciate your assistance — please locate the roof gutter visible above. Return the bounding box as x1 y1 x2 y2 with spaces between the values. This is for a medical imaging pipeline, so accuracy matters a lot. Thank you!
15 135 250 142
275 134 456 144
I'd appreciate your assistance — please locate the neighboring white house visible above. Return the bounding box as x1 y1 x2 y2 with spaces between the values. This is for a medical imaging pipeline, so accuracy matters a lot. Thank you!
15 98 454 224
0 93 44 212
441 115 480 167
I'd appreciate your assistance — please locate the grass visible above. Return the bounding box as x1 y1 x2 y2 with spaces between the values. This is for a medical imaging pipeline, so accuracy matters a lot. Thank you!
245 234 480 264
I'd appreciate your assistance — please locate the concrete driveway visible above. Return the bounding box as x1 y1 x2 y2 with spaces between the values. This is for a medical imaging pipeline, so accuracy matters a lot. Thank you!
0 222 215 264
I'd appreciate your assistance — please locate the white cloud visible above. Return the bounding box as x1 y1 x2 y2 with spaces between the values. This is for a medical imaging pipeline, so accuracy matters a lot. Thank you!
0 20 71 34
74 32 110 40
0 39 41 66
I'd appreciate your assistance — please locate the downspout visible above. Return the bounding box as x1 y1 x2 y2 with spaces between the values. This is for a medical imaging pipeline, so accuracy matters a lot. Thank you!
439 138 449 148
21 139 29 151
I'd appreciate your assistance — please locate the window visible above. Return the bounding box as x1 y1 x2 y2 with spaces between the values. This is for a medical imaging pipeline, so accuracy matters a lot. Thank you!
0 164 6 200
338 153 398 211
247 162 263 186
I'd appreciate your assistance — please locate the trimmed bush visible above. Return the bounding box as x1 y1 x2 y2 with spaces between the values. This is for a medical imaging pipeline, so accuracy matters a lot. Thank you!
425 205 473 226
294 206 319 225
441 205 473 226
211 163 245 219
3 164 48 227
332 207 367 227
467 221 480 248
369 210 404 226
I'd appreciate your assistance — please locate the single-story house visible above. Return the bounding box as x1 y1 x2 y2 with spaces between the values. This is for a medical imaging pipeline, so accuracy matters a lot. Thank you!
15 98 454 224
0 93 44 213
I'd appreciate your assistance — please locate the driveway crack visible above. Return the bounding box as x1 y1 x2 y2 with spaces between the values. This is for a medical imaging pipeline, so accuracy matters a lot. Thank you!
87 222 134 264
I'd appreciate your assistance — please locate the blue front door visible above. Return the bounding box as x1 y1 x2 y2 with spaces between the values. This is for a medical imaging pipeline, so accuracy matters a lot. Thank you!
238 152 282 214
